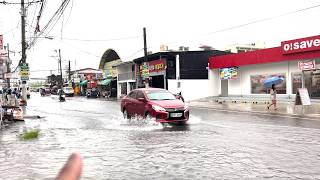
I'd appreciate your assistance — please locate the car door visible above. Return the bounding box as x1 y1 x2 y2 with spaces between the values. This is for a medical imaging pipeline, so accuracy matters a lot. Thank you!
135 90 147 116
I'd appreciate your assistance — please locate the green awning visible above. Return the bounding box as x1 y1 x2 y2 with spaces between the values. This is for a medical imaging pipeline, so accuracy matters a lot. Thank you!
99 79 112 86
79 80 88 86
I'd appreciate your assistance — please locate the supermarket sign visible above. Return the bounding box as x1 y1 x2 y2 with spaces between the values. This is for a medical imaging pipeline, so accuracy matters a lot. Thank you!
281 35 320 54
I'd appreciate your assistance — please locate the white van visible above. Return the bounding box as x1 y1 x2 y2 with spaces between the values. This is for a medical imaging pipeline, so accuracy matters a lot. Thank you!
62 87 74 97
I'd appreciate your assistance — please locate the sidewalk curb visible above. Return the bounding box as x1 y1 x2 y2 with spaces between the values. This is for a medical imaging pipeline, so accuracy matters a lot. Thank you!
189 104 320 121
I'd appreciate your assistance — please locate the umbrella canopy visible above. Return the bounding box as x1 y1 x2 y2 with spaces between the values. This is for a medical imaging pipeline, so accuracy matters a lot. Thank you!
98 79 112 86
263 77 284 88
79 80 88 86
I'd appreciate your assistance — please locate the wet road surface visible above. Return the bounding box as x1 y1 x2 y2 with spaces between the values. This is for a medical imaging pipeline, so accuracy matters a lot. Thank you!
1 93 320 179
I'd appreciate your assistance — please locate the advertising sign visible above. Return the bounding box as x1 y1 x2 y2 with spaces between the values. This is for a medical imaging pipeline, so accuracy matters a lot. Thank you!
298 60 316 70
295 88 311 105
219 67 238 79
20 63 29 81
148 59 166 76
281 35 320 54
140 59 167 77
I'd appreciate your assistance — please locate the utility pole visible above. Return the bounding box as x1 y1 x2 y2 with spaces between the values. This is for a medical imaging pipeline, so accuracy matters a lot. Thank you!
5 43 11 88
68 60 71 82
143 27 147 62
58 49 63 89
20 0 28 105
143 27 149 88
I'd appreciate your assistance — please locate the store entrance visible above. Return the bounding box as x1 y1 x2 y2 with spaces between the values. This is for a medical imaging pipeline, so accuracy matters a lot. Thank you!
150 75 165 89
304 69 320 99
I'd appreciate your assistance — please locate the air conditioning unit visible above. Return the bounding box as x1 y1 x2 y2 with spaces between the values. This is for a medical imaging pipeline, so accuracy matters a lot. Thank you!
179 46 189 51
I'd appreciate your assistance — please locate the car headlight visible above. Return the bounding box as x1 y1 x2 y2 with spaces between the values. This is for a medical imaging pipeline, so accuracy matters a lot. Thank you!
152 105 166 112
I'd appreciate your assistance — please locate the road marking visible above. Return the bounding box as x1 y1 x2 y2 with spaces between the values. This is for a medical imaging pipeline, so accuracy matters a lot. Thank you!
190 106 320 121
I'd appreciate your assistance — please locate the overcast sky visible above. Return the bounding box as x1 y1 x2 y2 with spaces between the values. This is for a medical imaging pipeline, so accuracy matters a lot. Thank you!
1 0 320 78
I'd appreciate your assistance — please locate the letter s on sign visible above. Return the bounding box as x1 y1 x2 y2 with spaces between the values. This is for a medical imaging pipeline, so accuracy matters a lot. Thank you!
283 44 290 51
293 42 300 50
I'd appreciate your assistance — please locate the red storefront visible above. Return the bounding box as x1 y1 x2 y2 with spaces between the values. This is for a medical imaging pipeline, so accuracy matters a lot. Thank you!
209 35 320 98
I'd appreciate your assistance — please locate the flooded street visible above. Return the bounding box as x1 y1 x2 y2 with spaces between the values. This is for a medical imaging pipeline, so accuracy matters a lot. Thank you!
1 93 320 179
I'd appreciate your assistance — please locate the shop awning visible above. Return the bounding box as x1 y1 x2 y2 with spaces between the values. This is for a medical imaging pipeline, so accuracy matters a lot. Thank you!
98 79 112 86
79 80 88 86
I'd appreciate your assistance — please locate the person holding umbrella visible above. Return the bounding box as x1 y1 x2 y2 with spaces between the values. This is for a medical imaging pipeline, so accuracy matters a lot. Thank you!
267 84 278 110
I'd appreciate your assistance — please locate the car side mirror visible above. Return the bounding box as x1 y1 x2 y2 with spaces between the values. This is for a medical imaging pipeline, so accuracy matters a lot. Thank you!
138 98 146 102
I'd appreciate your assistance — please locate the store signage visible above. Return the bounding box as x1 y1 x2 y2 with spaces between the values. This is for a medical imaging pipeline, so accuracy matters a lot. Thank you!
219 67 238 79
295 88 311 105
148 59 166 74
140 59 167 77
298 60 316 70
20 63 29 81
281 35 320 54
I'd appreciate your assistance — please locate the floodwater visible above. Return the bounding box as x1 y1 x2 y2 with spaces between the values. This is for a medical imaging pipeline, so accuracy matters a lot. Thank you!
1 93 320 179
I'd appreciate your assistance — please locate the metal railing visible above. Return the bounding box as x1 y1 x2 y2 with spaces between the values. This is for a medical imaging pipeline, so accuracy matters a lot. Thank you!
118 72 135 81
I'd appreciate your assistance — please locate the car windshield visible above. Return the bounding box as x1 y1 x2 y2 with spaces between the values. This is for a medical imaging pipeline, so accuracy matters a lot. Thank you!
146 91 176 100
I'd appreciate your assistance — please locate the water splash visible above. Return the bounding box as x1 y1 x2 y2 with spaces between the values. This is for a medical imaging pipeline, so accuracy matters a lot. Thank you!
103 114 163 131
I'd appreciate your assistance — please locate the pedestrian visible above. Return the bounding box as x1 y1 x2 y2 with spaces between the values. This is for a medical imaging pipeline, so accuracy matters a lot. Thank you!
267 84 278 110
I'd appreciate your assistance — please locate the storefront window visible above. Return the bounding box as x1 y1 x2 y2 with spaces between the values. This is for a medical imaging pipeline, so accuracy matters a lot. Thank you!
250 74 286 94
292 72 302 95
311 70 320 98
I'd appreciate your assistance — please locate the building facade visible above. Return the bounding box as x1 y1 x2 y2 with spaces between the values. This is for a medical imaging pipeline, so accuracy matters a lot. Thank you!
133 50 230 101
114 61 136 98
209 35 320 99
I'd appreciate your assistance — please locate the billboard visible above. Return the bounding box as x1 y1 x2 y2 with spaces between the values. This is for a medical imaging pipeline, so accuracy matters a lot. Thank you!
219 67 238 79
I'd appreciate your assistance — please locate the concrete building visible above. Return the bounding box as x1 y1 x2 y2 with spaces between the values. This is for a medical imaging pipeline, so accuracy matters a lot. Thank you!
133 50 230 101
209 35 320 99
224 42 266 53
113 61 136 98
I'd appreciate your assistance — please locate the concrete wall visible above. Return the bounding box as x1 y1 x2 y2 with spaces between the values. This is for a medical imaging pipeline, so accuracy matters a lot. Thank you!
208 69 221 96
209 60 306 96
168 79 210 101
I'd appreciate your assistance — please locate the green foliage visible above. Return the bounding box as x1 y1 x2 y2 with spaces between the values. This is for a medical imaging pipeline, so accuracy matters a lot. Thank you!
21 130 40 140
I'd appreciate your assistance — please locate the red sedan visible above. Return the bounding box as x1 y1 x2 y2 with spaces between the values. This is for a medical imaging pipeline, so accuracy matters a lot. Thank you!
121 88 189 124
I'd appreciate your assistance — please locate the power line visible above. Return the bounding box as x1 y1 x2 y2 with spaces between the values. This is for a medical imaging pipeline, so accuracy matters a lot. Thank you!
206 4 320 36
60 35 142 42
163 3 320 46
0 0 42 5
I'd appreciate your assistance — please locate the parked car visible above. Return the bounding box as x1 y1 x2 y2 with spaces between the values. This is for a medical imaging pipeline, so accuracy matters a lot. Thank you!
63 87 74 97
121 88 189 124
86 88 100 98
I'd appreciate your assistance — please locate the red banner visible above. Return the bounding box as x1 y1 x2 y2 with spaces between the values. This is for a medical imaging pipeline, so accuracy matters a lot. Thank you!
281 35 320 54
148 59 166 74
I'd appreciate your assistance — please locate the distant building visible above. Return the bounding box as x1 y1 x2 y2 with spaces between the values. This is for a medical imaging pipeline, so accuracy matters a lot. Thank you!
224 42 266 53
133 50 231 101
113 61 136 98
